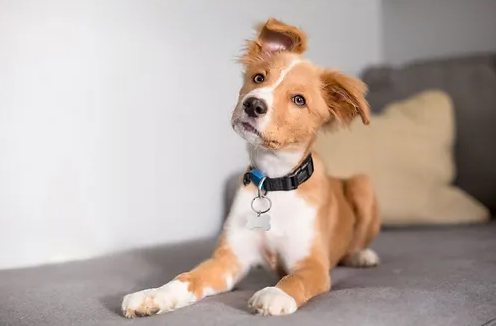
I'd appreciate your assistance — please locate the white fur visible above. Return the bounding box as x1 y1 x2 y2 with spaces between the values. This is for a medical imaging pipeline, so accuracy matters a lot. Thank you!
343 249 380 267
225 186 316 271
121 148 317 318
232 123 261 146
220 144 317 316
225 275 234 290
202 287 216 297
123 58 318 317
248 144 305 177
224 147 316 272
122 280 195 317
248 286 297 316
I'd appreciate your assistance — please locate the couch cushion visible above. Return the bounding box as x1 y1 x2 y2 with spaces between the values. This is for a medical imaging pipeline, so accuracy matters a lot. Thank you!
1 223 496 326
361 53 496 213
314 90 489 226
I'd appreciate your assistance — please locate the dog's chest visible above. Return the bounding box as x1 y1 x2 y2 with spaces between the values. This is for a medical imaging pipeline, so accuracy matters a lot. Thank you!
228 187 317 269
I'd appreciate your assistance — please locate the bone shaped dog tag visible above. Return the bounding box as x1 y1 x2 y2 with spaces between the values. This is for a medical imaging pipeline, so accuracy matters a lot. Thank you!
246 213 271 231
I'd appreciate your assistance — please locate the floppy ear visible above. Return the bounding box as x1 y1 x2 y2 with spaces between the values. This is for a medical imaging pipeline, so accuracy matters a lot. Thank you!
320 70 370 129
241 18 307 64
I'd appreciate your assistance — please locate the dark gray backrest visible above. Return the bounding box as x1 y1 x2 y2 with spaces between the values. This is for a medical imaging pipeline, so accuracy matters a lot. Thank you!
361 53 496 213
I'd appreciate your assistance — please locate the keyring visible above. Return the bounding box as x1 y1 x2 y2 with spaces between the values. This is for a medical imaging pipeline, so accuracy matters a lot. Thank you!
251 196 272 215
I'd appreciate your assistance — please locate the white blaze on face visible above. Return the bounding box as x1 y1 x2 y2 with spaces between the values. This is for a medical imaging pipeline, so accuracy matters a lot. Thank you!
239 58 303 132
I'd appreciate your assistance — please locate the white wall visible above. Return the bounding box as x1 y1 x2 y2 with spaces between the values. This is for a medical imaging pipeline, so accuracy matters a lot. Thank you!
382 0 496 65
0 0 382 269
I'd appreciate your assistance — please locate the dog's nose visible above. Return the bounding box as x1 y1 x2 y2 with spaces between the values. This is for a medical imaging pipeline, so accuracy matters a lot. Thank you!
243 97 267 118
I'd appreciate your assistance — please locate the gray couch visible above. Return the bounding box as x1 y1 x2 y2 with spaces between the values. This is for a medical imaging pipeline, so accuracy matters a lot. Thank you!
1 53 496 326
362 53 496 214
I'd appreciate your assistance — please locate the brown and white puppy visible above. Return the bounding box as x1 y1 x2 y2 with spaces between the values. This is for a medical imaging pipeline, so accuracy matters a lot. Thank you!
122 18 380 317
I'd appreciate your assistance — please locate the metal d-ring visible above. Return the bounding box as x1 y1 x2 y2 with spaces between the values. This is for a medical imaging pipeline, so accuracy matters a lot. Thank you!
251 177 271 214
251 195 272 215
257 176 268 198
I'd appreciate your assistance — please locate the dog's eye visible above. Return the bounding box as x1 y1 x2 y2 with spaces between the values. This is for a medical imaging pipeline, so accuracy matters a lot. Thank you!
292 95 306 107
252 73 265 84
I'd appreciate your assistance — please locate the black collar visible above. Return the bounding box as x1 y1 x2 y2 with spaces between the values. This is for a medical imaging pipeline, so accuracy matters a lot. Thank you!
243 154 314 192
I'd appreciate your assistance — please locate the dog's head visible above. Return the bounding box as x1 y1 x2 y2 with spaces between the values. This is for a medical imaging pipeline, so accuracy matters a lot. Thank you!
231 18 370 150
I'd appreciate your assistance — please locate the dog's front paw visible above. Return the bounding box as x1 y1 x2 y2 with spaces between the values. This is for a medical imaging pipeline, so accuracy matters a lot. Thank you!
122 280 195 318
248 286 297 316
342 248 380 268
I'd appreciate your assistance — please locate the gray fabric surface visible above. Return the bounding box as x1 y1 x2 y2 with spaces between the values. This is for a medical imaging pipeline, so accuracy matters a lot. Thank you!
361 53 496 213
1 223 495 326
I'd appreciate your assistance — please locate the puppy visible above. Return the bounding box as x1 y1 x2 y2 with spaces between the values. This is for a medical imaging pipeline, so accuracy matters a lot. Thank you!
122 18 380 317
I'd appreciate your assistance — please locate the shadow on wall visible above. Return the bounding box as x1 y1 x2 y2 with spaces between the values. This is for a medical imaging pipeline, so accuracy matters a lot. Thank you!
223 172 243 221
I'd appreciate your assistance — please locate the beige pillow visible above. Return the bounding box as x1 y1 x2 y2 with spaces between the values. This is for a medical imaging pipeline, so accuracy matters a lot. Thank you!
314 90 490 226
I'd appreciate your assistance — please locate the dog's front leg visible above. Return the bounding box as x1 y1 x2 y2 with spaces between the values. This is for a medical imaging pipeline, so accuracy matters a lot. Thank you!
122 235 247 318
122 186 261 318
249 255 330 316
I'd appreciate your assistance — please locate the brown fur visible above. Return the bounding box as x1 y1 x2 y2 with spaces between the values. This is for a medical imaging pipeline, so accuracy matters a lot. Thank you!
234 20 371 149
274 156 380 307
123 18 380 318
241 18 307 66
235 18 381 309
321 70 370 126
175 235 242 299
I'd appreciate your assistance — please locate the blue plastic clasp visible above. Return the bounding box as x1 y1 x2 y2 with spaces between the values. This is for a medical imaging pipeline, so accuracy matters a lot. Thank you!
248 169 265 189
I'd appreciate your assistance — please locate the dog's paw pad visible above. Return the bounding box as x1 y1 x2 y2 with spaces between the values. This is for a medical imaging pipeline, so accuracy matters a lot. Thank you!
248 287 297 316
121 280 195 318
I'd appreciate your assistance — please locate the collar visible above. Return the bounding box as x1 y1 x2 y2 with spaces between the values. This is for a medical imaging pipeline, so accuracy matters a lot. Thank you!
243 154 314 192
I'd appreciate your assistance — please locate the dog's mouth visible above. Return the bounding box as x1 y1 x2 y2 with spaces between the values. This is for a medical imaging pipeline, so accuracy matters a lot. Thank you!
234 121 282 149
240 122 261 137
